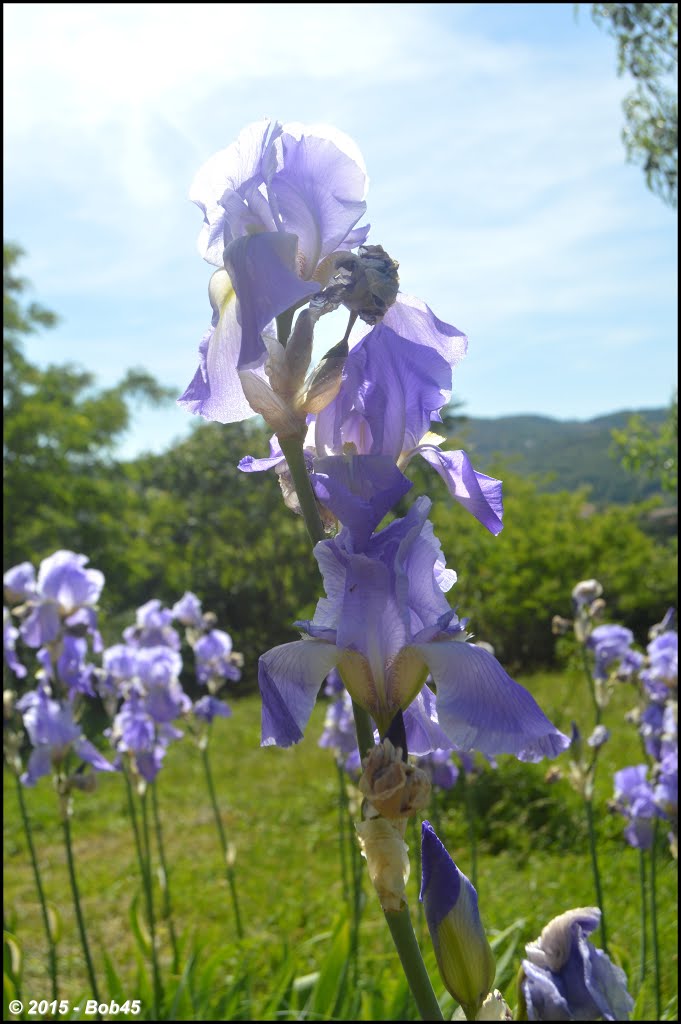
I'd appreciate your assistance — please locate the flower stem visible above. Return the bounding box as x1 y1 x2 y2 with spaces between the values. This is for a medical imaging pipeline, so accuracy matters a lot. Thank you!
15 775 59 1001
638 846 648 985
281 431 442 1020
139 788 164 1014
335 761 350 906
278 436 326 546
60 806 101 1017
384 906 444 1021
461 772 479 892
650 820 661 1020
201 738 244 940
151 782 180 973
584 797 609 955
580 647 601 725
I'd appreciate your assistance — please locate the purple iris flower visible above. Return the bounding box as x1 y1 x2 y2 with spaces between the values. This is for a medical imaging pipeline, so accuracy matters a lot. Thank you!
17 688 114 787
417 749 460 791
612 765 657 849
171 591 204 628
179 118 369 424
123 599 180 651
193 695 232 724
521 907 633 1021
194 629 242 686
654 741 678 821
240 295 503 539
641 630 678 692
259 497 568 760
586 624 635 681
3 551 104 650
318 689 362 775
108 693 179 783
3 607 26 679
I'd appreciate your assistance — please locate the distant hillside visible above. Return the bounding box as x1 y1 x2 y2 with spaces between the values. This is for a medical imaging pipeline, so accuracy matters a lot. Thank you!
453 408 671 504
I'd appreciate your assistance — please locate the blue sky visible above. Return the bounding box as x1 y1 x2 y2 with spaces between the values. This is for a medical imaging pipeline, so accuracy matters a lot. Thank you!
4 3 677 459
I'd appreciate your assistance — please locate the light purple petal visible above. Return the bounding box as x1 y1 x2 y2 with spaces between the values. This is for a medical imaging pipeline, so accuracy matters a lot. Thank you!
73 738 116 773
417 447 504 535
4 561 37 601
310 454 412 550
224 232 320 369
316 325 454 459
190 118 279 265
179 270 267 423
381 293 468 367
415 640 570 761
20 746 53 787
268 124 367 276
403 684 455 756
20 603 61 648
259 640 340 747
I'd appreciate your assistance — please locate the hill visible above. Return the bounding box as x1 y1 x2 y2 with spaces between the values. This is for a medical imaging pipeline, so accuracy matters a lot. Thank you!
453 408 671 504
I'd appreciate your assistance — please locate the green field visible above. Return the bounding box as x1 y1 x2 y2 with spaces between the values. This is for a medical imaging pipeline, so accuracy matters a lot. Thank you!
4 669 678 1021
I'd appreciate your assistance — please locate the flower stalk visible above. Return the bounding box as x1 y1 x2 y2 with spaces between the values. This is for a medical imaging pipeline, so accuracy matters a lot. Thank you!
60 798 101 1018
14 774 59 1002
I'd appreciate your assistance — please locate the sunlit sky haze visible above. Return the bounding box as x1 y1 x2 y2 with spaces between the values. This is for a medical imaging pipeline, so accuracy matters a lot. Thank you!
3 3 677 458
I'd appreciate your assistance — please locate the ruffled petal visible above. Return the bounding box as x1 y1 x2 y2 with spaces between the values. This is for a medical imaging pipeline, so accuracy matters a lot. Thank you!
224 232 319 369
382 293 468 367
416 447 504 535
414 640 569 761
189 118 279 265
178 270 262 423
269 123 368 275
259 640 340 747
310 454 412 550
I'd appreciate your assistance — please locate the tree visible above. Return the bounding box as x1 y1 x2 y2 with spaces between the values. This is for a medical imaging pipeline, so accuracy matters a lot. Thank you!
610 391 678 494
590 3 678 207
3 242 175 586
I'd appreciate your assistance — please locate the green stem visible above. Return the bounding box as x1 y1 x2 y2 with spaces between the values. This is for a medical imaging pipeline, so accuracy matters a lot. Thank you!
351 701 375 761
335 761 350 906
201 740 244 940
15 775 59 1001
278 436 326 546
580 647 601 725
140 787 164 1013
650 821 661 1020
385 906 444 1021
151 782 180 973
584 798 609 954
638 847 648 985
462 773 478 892
61 807 101 1016
280 432 442 1020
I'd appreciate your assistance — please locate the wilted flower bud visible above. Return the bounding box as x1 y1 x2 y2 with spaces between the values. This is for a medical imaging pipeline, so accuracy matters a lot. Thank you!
589 597 607 620
359 737 431 819
571 580 603 608
587 724 610 749
332 244 400 325
420 821 495 1019
551 615 572 636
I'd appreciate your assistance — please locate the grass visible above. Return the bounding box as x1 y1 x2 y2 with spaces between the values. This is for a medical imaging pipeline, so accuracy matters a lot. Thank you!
4 666 678 1020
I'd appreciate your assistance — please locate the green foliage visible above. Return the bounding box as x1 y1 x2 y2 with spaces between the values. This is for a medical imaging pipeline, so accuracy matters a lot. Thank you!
590 2 678 206
459 408 672 504
610 391 678 494
409 462 677 669
3 242 176 599
3 684 678 1020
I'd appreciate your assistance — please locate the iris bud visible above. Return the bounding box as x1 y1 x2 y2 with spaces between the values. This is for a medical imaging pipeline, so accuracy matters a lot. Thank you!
420 821 495 1019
